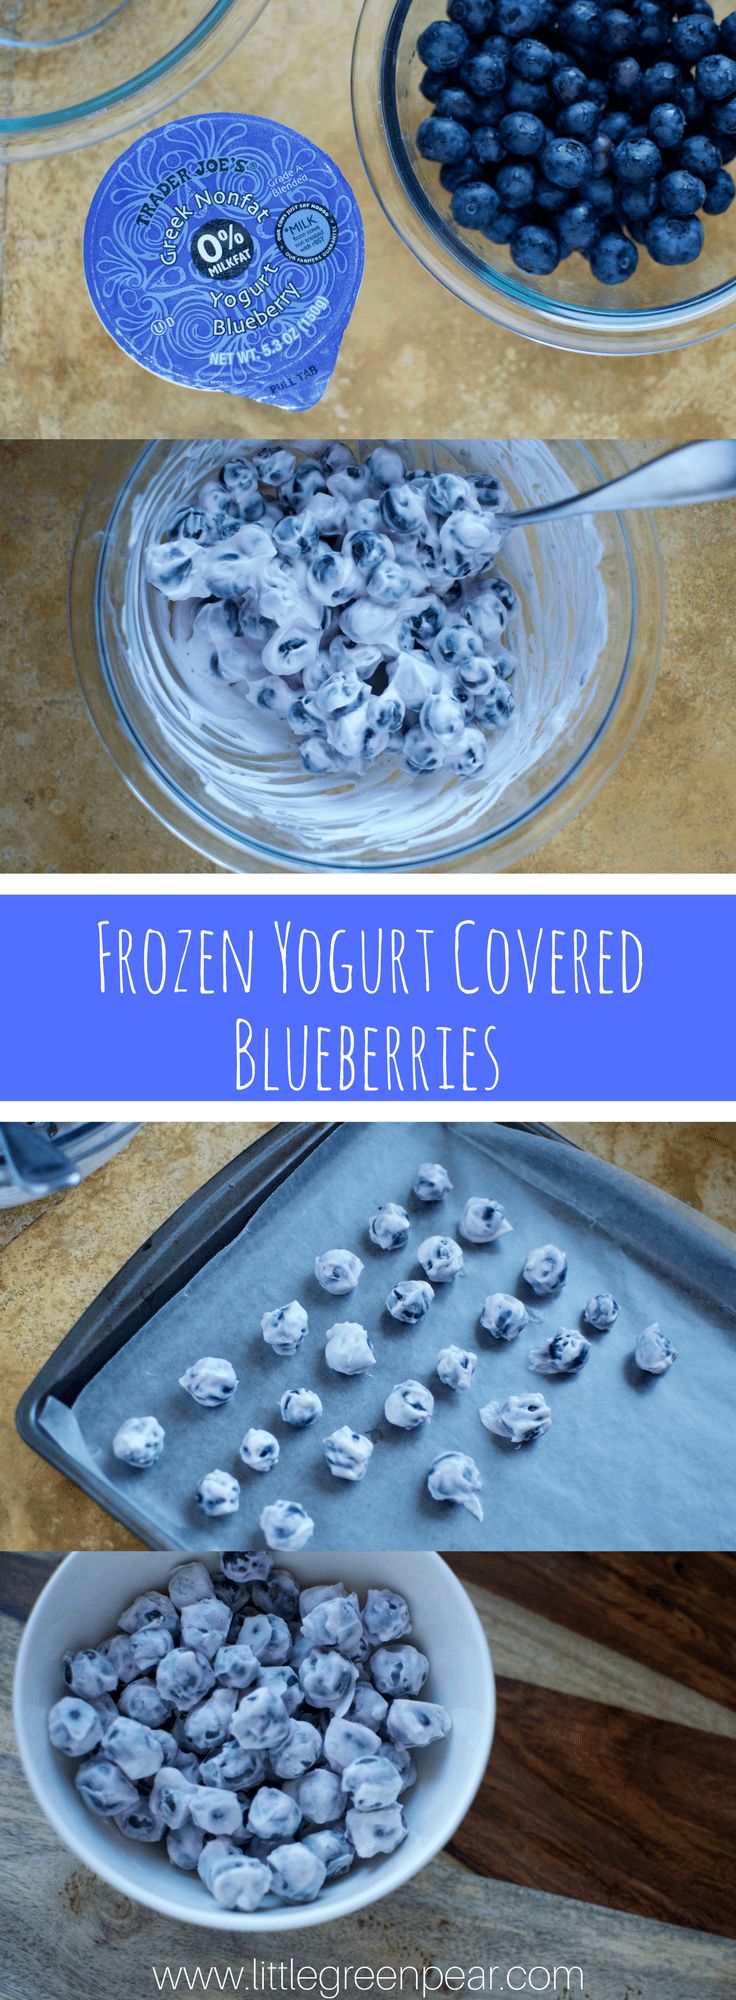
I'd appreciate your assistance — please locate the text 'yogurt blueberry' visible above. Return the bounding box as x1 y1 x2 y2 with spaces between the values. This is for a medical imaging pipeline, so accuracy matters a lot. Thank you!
84 114 364 412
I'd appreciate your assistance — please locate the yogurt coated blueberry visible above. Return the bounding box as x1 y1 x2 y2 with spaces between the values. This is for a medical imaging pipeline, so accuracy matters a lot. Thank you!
280 1388 323 1427
145 447 516 786
427 1449 483 1521
386 1279 434 1323
324 1321 376 1375
112 1416 165 1469
584 1293 620 1331
49 1562 453 1910
480 1292 529 1342
413 1162 453 1202
179 1357 238 1407
480 1393 553 1446
168 1562 216 1608
459 1197 512 1244
528 1329 590 1376
384 1380 435 1430
368 1202 412 1250
417 1235 464 1282
315 1249 364 1295
196 1470 241 1517
435 1345 477 1390
523 1245 568 1296
635 1323 678 1374
261 1301 309 1356
324 1425 374 1482
260 1501 315 1552
239 1428 280 1473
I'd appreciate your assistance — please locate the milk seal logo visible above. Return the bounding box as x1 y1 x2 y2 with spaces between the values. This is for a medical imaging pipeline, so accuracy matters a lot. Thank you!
83 112 365 412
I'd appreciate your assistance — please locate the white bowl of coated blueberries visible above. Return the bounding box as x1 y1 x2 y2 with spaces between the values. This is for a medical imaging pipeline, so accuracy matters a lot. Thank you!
14 1551 494 1930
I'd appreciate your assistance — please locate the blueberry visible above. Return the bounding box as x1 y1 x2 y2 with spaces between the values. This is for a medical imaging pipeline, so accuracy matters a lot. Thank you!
599 110 631 142
711 95 736 133
613 134 662 181
620 180 659 220
461 50 507 92
435 87 476 121
639 61 681 105
589 229 639 279
559 99 600 138
449 0 496 25
680 133 720 179
470 127 506 165
451 180 500 227
551 63 588 102
587 172 617 210
506 75 552 109
535 175 569 208
440 156 480 189
722 11 736 56
541 135 592 184
562 0 603 50
610 56 641 94
645 211 705 261
496 0 547 33
695 53 736 99
510 220 560 269
648 102 686 148
703 166 736 210
590 131 614 172
511 35 554 77
416 20 470 70
558 198 599 247
633 4 670 49
672 12 719 59
497 160 538 203
482 204 518 240
417 115 471 162
419 69 446 102
599 7 634 51
499 109 547 152
660 168 706 215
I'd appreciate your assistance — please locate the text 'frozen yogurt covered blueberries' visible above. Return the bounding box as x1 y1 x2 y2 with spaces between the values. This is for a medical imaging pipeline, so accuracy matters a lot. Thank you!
83 115 364 412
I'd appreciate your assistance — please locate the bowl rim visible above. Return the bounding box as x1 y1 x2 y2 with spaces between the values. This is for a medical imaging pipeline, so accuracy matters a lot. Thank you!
0 0 270 160
351 0 736 356
13 1550 496 1932
68 438 664 874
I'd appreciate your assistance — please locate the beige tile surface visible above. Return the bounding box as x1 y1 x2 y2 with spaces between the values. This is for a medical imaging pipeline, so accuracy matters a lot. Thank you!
0 1117 733 1551
2 437 736 872
2 0 736 438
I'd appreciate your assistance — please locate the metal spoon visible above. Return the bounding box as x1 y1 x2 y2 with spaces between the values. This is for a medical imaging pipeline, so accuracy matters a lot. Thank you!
0 1124 82 1199
497 439 736 532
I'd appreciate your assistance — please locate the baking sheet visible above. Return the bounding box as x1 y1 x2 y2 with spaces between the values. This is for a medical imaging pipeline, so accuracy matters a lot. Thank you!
39 1123 736 1551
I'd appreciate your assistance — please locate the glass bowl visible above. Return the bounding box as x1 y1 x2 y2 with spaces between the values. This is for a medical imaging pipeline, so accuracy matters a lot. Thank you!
68 437 663 873
0 1123 139 1206
0 0 269 162
352 0 736 355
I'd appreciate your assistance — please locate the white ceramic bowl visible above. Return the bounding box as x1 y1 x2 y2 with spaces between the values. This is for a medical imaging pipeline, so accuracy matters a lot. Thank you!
14 1550 494 1930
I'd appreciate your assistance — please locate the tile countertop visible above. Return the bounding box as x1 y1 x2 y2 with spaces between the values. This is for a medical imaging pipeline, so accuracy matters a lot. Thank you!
1 1553 735 1997
2 438 736 873
0 1118 734 1551
3 1 736 441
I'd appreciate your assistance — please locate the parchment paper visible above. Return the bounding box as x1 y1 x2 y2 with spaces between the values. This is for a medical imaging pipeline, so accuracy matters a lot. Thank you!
40 1123 736 1551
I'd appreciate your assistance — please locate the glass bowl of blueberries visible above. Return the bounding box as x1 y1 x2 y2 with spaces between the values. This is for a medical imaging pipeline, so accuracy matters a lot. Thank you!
352 0 736 353
0 0 269 163
69 437 663 873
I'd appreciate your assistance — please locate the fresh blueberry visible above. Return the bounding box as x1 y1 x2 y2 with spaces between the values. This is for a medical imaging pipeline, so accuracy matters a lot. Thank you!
639 61 681 104
711 95 736 133
470 127 506 165
416 20 470 70
435 86 477 121
610 56 641 94
721 11 736 56
540 135 592 184
499 109 547 152
551 62 588 102
535 175 569 208
695 53 736 99
598 110 631 141
703 166 736 210
619 179 659 220
680 133 721 179
660 168 706 215
645 211 705 261
599 7 634 51
511 220 561 269
417 115 471 162
672 11 719 59
648 102 686 147
511 35 555 77
449 0 496 26
589 229 639 279
558 198 599 247
559 98 601 138
440 157 480 188
482 204 518 240
587 173 617 209
562 0 603 49
496 0 547 34
461 50 507 92
506 75 552 109
451 180 501 226
497 160 538 203
613 134 662 181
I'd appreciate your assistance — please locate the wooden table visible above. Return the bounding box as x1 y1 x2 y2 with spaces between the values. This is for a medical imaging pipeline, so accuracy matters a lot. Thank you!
2 1120 735 1552
2 1555 734 1999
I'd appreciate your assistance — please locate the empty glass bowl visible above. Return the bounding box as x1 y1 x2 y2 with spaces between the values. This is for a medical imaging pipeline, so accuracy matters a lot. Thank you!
352 0 736 354
68 438 663 873
0 0 269 161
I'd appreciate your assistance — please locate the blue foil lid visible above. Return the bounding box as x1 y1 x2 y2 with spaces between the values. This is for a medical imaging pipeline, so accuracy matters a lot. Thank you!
83 112 365 411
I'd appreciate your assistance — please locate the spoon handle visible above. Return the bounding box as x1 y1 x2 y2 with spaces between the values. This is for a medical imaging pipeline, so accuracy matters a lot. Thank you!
0 1124 82 1199
498 440 736 530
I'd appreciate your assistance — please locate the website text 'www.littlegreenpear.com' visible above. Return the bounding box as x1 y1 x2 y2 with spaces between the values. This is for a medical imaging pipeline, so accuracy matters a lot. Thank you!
150 1963 585 1996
